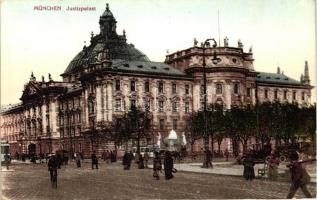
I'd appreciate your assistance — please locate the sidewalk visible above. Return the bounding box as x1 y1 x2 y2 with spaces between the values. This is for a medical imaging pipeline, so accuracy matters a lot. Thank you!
150 161 317 183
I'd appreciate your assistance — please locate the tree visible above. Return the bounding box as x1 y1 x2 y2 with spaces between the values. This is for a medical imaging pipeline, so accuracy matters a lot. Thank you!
184 112 204 153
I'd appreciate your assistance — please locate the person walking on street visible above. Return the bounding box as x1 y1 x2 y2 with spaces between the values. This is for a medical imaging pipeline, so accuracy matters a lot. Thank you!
91 152 99 169
268 153 279 181
153 152 162 180
48 154 58 188
144 151 150 168
164 151 174 180
286 151 312 199
243 153 255 181
4 153 11 170
75 152 81 168
138 154 145 169
105 150 110 164
123 151 132 170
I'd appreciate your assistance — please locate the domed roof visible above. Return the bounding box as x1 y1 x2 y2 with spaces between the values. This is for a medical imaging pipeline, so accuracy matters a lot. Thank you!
101 3 113 17
63 4 150 75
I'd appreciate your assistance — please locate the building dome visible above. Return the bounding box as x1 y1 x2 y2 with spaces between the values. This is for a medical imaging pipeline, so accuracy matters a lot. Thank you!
63 4 150 75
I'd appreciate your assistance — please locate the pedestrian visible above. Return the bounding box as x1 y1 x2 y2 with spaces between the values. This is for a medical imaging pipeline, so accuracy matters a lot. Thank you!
286 151 312 198
4 153 11 170
134 152 140 164
224 149 229 161
102 150 106 161
48 154 58 188
243 153 255 181
138 154 145 169
164 151 174 180
75 152 81 168
144 151 150 168
123 151 132 170
64 152 69 165
110 151 115 163
153 152 162 180
21 153 26 162
268 153 279 181
205 149 213 168
91 152 98 169
105 150 110 164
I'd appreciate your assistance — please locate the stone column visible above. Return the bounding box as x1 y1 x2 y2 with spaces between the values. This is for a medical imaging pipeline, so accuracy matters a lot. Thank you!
107 81 113 121
84 89 89 127
96 86 102 122
192 83 200 112
41 104 46 134
102 83 108 121
225 81 231 109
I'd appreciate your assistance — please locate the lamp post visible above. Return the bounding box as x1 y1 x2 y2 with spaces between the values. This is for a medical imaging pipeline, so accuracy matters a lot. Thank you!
202 38 220 167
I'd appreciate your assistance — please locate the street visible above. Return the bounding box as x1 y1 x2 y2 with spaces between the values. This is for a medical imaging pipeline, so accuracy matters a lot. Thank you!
1 160 316 199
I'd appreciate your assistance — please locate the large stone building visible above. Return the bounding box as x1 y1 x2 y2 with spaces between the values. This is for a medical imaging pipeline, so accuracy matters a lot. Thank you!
0 4 313 157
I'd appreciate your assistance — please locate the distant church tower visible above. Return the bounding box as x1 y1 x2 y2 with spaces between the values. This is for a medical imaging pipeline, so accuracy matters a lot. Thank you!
301 60 310 85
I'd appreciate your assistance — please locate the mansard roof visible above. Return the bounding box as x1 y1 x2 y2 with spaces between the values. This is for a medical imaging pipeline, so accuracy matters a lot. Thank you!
256 72 306 87
112 59 187 77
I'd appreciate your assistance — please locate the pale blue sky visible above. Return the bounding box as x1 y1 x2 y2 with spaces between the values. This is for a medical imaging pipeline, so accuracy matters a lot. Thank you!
1 0 315 105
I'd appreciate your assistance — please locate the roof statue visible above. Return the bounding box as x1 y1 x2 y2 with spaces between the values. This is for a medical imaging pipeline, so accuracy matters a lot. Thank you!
249 46 252 53
224 37 229 47
42 76 45 82
238 39 243 49
193 38 198 47
167 129 177 140
48 73 52 81
30 72 36 82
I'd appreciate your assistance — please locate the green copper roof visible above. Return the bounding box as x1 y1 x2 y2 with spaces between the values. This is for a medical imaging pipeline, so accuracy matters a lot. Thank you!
256 72 302 86
112 59 187 77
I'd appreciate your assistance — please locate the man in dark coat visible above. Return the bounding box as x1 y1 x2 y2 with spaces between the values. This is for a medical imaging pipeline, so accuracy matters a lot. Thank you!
122 151 131 170
138 154 145 169
286 151 312 198
206 149 213 168
48 155 58 188
91 152 98 169
164 151 174 180
243 153 255 181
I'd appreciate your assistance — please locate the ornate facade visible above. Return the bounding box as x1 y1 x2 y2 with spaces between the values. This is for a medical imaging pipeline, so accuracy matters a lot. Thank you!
0 5 313 157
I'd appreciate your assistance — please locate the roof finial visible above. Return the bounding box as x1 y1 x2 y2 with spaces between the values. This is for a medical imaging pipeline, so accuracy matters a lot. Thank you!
30 72 36 81
42 75 45 82
106 3 109 11
91 31 94 39
224 37 229 47
123 29 126 38
193 38 198 47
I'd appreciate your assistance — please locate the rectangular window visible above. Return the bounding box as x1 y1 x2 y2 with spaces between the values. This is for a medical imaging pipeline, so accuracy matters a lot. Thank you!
115 99 121 111
302 92 305 101
185 84 189 95
145 101 150 111
172 102 177 112
159 101 164 112
130 80 135 91
274 90 278 100
159 119 164 130
144 81 150 93
247 88 251 97
293 91 296 100
130 100 136 109
216 83 222 94
172 119 177 130
158 82 164 93
234 83 239 94
115 80 120 91
200 85 204 95
172 83 177 94
185 102 189 113
265 89 268 99
284 90 287 100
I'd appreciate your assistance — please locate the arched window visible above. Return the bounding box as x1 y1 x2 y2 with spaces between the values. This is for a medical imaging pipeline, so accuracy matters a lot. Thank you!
216 83 222 94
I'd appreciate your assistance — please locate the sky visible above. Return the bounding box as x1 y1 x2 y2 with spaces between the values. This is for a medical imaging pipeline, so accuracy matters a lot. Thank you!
1 0 316 105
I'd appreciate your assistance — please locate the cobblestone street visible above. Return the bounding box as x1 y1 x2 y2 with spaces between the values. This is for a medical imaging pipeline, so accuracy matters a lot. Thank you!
1 161 316 199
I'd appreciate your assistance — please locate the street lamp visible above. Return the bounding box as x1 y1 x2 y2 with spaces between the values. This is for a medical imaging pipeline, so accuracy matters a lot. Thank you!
202 38 220 168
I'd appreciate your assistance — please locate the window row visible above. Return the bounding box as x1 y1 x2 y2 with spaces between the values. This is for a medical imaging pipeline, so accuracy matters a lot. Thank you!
115 80 190 95
264 89 305 101
114 99 191 113
159 118 178 130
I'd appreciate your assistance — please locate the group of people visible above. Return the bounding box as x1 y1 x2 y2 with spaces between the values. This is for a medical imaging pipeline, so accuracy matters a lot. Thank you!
242 151 313 198
122 150 176 180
